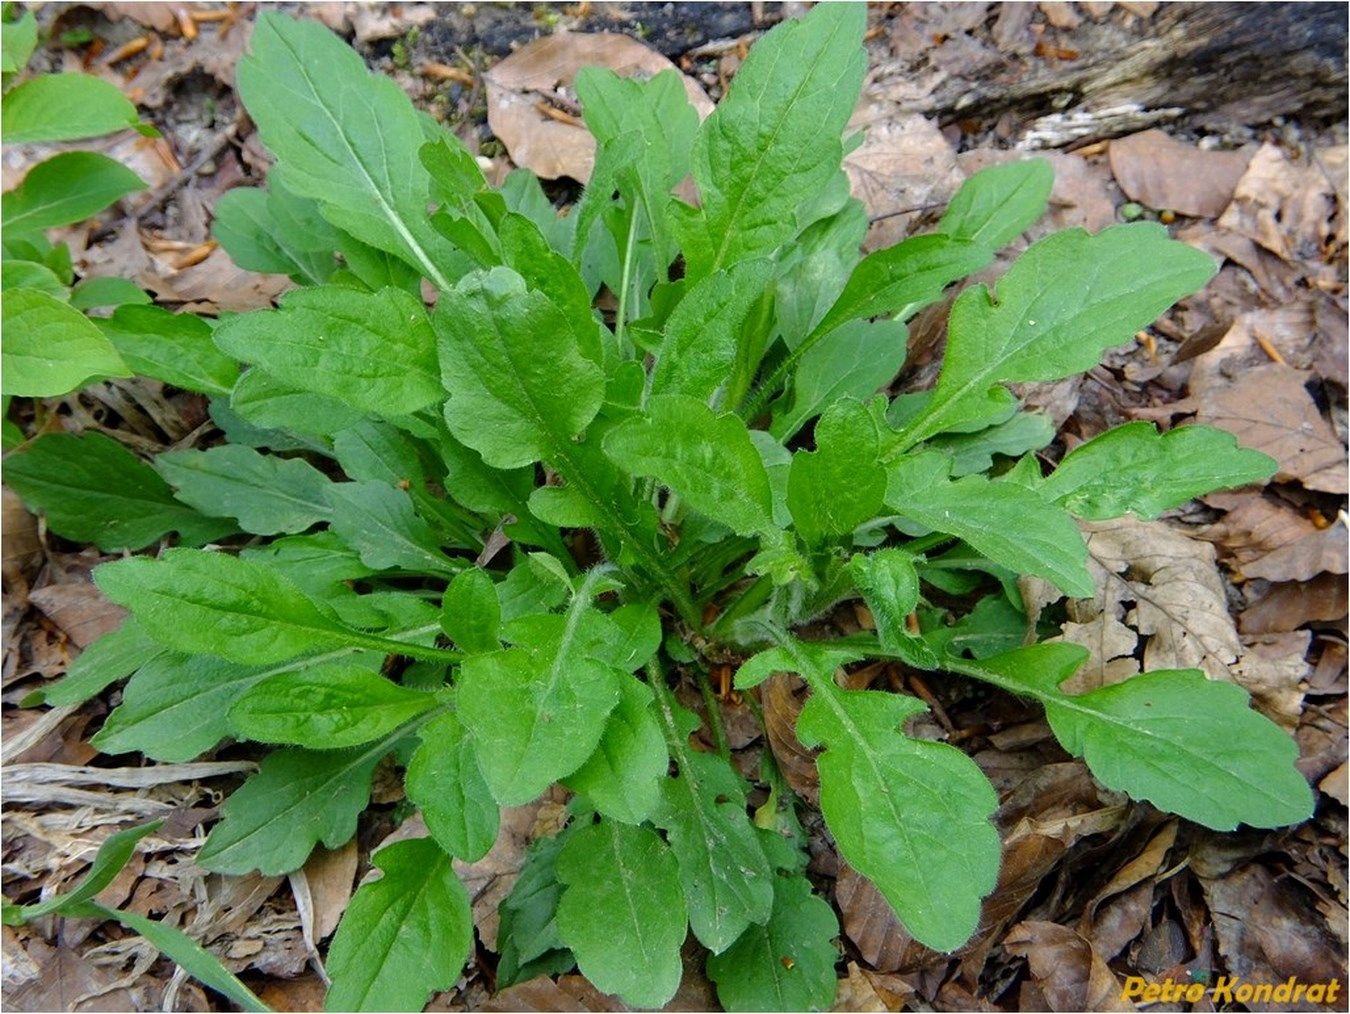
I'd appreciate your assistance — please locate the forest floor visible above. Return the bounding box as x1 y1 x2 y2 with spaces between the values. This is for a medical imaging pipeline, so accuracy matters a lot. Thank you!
2 3 1347 1011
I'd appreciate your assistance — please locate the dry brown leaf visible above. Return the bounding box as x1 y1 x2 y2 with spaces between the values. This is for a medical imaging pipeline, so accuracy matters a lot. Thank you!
831 961 888 1013
1200 863 1345 1009
452 791 568 951
3 488 41 586
28 583 126 650
1242 522 1348 582
296 839 358 944
1079 821 1176 959
1064 517 1242 688
257 975 327 1013
1231 630 1311 729
1177 364 1347 494
486 33 712 182
1185 302 1323 396
760 673 819 806
94 2 177 32
1318 762 1348 805
486 974 626 1012
1003 921 1134 1012
2 936 138 1012
1199 491 1323 567
1239 573 1349 635
836 864 933 973
1218 142 1338 264
1108 129 1252 218
848 108 961 250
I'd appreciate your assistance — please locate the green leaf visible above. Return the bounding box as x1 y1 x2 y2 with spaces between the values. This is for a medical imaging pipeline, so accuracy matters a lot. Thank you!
651 695 774 952
4 432 234 550
929 410 1054 476
576 67 698 267
326 481 460 577
406 711 499 861
885 451 1094 598
229 664 437 748
811 234 990 339
211 184 338 284
436 267 604 469
771 319 907 440
458 603 622 805
36 620 163 707
236 13 463 288
17 820 162 921
564 676 667 824
604 394 775 536
897 224 1217 448
956 643 1315 831
440 568 501 654
1039 421 1277 520
649 260 773 404
555 820 687 1008
796 685 1000 952
939 158 1054 251
213 286 441 416
1 73 145 144
70 276 151 311
72 901 270 1013
156 445 332 535
2 287 129 395
497 835 574 988
97 305 240 395
2 260 69 299
332 420 427 487
95 549 447 666
849 549 938 668
2 12 38 75
228 369 364 439
324 838 473 1012
2 152 144 232
787 399 885 545
736 642 862 691
675 2 867 279
94 654 280 762
707 873 839 1013
197 745 383 874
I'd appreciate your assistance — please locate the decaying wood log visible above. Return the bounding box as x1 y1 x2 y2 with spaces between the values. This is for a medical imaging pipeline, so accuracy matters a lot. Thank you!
871 2 1346 145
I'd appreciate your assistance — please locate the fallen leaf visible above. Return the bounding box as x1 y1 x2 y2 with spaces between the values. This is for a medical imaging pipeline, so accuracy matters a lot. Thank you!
1239 574 1349 635
29 582 127 649
847 108 962 250
760 673 819 806
1219 143 1338 264
1318 762 1348 805
1231 630 1311 729
1003 921 1133 1012
1108 129 1252 218
486 974 624 1012
1200 863 1344 1010
836 864 934 973
3 488 41 586
1199 491 1323 567
486 33 712 182
1064 517 1243 689
257 975 327 1012
831 961 888 1013
296 839 358 944
1174 364 1347 494
1242 521 1348 582
1078 820 1177 959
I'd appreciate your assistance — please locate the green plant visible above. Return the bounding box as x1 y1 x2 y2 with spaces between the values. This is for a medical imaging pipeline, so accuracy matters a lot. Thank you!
4 5 1314 1011
1 4 158 441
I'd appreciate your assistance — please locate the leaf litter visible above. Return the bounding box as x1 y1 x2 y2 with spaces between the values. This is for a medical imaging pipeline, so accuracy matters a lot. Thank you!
2 2 1345 1011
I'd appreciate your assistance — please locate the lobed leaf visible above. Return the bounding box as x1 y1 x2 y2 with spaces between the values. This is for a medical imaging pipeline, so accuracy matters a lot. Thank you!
1039 421 1277 520
958 643 1315 831
5 432 234 550
156 445 332 536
